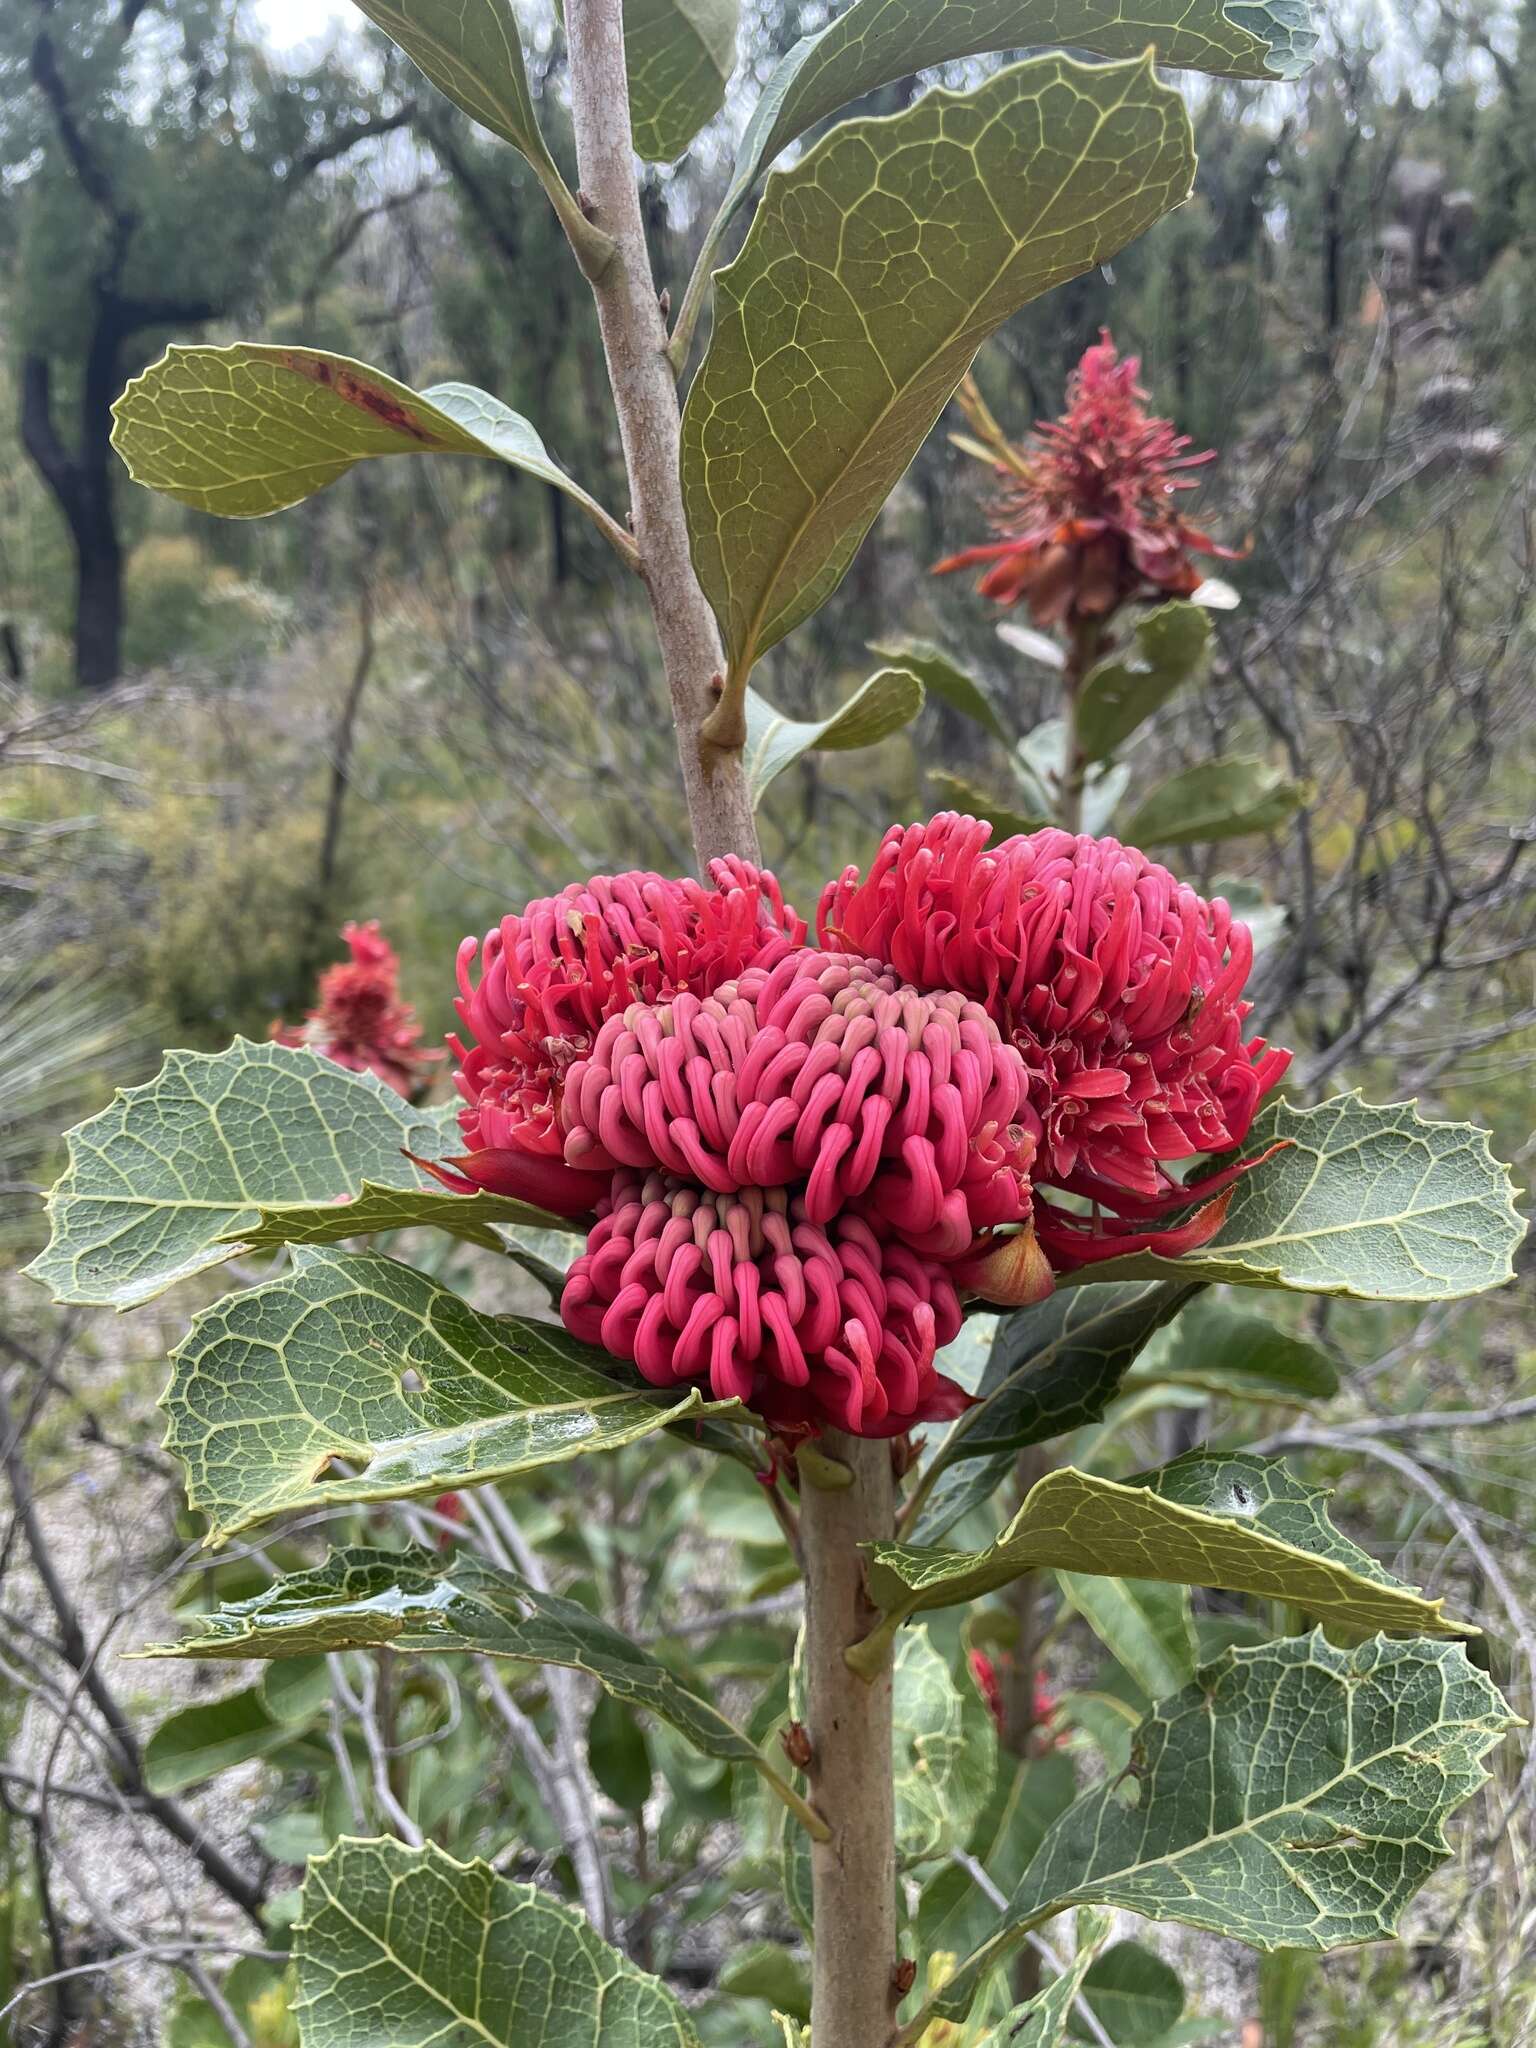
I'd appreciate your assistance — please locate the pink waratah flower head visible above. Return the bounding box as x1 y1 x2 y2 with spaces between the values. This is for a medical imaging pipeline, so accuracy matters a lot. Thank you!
933 329 1240 626
562 1169 969 1436
819 814 1291 1267
436 862 804 1214
552 947 1039 1432
559 948 1035 1260
272 921 438 1099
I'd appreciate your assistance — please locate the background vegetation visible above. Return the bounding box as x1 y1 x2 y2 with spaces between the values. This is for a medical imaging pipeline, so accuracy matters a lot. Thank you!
1 1 1532 2043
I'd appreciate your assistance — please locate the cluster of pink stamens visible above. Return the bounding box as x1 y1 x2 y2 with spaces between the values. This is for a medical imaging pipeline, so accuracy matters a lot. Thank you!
819 815 1290 1266
563 1171 967 1436
441 824 1290 1437
560 952 1032 1259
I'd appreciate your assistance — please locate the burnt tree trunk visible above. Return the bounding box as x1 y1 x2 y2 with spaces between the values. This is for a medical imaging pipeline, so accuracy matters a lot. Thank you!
20 347 125 692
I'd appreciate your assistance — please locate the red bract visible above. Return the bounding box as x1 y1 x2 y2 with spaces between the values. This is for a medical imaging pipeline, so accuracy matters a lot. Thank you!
819 814 1291 1265
438 861 804 1212
562 1169 968 1436
933 330 1240 626
272 921 437 1099
560 949 1034 1260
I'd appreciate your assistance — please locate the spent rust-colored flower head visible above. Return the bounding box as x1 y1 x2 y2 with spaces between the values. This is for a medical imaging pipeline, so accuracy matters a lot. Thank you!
272 921 438 1099
436 862 805 1214
819 813 1291 1267
562 1169 969 1436
933 330 1239 627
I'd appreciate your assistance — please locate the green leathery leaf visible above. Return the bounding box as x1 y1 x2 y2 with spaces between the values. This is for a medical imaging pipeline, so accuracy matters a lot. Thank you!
144 1685 294 1796
1072 1093 1525 1302
1121 755 1309 845
1056 1691 1140 1775
224 1181 573 1257
25 1040 470 1311
701 0 1318 277
743 667 924 806
1075 604 1211 764
587 1694 655 1811
718 1944 811 2021
144 1545 768 1774
925 772 1050 840
973 1911 1112 2048
907 1283 1197 1546
258 1654 333 1722
920 1633 1519 2027
870 637 1008 740
348 0 604 257
867 1451 1467 1640
294 1836 702 2046
894 1627 997 1865
1069 1942 1184 2044
112 348 627 550
1056 1575 1197 1702
1126 1294 1339 1403
916 1753 1078 1962
627 0 739 161
161 1248 733 1543
680 54 1195 687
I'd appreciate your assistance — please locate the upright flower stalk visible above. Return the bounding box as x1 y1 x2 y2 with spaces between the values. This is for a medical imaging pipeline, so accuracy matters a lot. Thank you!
556 5 898 2034
438 819 1287 2039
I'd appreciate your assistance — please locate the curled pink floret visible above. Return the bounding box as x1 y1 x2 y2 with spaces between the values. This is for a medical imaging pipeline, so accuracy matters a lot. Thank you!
819 815 1291 1254
562 1169 969 1436
450 860 804 1172
559 948 1035 1260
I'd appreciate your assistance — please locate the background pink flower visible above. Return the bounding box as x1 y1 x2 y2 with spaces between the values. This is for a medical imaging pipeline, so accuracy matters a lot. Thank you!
272 921 438 1099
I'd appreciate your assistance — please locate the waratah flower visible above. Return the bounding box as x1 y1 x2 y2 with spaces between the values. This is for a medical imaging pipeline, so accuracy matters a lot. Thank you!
968 1650 1060 1741
434 861 804 1214
933 330 1240 626
819 814 1291 1266
272 921 437 1099
558 948 1035 1261
561 1169 969 1435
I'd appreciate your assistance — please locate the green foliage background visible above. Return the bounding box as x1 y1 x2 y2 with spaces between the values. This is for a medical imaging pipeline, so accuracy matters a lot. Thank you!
1 3 1533 2046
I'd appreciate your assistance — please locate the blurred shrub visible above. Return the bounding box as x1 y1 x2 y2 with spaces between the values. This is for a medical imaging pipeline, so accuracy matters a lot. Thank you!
122 536 284 671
